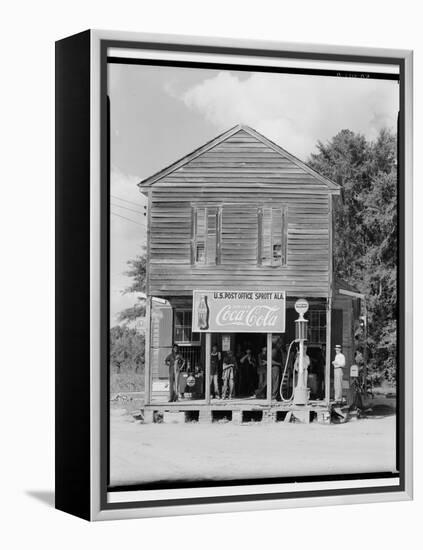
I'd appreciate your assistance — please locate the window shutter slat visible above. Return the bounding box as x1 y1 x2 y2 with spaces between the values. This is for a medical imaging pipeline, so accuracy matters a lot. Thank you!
206 208 217 264
260 205 287 267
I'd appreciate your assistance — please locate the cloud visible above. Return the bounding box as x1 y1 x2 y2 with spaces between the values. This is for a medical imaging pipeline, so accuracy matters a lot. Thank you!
179 71 399 160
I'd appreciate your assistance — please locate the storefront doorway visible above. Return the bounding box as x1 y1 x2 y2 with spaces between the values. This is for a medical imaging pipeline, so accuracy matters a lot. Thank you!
215 333 264 400
208 332 281 401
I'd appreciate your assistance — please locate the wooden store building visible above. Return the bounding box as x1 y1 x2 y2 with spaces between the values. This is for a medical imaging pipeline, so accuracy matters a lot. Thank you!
138 125 363 423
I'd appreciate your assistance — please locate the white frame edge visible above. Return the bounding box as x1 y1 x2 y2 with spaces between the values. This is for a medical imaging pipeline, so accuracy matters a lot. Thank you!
403 49 413 501
89 29 413 521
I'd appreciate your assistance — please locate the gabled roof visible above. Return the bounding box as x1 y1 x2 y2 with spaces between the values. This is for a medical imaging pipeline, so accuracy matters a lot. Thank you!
138 124 341 192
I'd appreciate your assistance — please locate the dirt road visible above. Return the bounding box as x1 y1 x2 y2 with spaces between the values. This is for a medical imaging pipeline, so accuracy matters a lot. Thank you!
109 411 397 487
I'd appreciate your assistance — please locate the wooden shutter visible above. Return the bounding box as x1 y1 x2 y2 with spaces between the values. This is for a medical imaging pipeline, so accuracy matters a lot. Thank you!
261 207 272 265
206 207 218 264
192 206 219 265
260 206 287 266
195 207 206 263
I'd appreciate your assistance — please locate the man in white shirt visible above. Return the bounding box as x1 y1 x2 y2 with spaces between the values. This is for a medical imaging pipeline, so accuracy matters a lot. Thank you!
332 344 346 402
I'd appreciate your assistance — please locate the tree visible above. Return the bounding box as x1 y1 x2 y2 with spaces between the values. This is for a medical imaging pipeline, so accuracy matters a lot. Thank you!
308 128 397 383
109 325 145 374
110 250 147 392
117 247 147 323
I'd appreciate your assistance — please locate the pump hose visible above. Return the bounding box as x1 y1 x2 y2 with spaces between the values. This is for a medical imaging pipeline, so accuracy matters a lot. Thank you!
279 339 298 402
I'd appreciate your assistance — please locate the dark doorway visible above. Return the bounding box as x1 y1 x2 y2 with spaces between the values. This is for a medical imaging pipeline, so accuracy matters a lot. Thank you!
233 333 266 398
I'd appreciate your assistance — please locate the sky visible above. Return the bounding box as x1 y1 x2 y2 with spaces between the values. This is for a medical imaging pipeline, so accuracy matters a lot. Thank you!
108 63 399 325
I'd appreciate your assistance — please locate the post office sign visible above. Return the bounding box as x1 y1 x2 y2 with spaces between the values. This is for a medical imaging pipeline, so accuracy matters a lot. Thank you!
192 290 286 333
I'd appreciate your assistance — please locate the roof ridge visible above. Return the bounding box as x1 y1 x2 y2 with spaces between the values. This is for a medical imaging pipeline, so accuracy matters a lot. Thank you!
138 125 243 188
138 125 340 191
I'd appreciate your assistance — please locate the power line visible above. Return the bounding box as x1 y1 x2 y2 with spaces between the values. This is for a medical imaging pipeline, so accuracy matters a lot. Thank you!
111 211 145 227
111 212 145 227
111 202 144 215
111 194 143 207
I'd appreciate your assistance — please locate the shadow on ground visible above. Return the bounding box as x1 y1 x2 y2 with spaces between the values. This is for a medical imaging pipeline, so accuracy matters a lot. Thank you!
26 490 55 508
362 403 396 418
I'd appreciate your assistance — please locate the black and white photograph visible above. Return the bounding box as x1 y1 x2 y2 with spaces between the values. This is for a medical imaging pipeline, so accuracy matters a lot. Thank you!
3 0 422 543
107 49 401 492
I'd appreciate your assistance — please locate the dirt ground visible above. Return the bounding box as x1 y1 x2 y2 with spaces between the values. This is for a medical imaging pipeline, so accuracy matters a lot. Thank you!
109 409 397 487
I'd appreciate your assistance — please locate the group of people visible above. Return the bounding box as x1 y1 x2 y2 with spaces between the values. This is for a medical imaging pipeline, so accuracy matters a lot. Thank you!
215 340 333 401
165 341 345 403
210 345 263 400
211 344 271 400
210 341 298 400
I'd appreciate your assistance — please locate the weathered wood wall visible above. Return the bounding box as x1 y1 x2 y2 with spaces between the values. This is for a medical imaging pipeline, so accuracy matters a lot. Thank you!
147 129 333 297
333 294 356 388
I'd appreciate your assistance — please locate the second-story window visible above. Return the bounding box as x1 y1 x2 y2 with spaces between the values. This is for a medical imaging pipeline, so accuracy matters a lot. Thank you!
192 206 221 265
259 206 287 266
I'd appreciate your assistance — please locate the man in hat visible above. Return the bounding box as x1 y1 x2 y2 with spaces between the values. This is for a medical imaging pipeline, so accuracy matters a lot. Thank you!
332 344 346 402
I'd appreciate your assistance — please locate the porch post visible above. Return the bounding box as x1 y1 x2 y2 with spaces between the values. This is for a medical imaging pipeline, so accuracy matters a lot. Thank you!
205 332 211 404
144 296 152 406
266 332 272 404
325 297 332 405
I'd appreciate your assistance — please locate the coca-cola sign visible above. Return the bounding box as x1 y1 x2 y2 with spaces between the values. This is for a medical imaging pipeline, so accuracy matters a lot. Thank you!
192 290 286 333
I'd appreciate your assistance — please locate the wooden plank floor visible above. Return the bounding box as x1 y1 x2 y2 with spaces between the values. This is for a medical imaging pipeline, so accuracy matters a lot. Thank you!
145 397 329 411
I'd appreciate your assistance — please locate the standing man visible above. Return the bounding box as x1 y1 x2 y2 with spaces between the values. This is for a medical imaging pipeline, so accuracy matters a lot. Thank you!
332 344 346 403
210 344 221 399
165 343 180 402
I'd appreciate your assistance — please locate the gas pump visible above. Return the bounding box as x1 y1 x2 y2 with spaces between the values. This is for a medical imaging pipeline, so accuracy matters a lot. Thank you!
279 299 309 404
293 300 309 405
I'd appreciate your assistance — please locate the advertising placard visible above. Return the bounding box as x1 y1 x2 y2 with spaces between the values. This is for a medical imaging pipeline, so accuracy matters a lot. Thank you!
192 290 286 333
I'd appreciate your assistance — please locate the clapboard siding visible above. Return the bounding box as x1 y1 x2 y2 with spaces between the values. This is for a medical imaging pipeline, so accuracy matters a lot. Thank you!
145 129 334 297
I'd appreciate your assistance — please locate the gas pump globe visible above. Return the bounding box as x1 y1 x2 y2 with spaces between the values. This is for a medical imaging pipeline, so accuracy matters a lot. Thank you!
293 299 310 405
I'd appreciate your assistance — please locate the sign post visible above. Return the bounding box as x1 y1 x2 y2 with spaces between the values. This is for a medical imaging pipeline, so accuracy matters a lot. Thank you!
205 332 211 404
266 333 272 404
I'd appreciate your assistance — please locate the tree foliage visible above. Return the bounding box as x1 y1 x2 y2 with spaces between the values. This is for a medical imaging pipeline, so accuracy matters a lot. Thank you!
117 247 147 323
109 325 145 374
110 254 147 391
308 128 397 383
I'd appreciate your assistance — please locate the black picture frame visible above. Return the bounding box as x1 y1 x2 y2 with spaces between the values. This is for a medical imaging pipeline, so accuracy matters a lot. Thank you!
55 30 413 521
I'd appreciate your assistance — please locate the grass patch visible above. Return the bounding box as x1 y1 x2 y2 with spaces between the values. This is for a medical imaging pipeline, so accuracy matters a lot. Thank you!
110 372 144 393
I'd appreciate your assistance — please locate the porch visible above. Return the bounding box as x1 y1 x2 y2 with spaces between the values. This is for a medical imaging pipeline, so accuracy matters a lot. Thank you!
141 398 332 425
